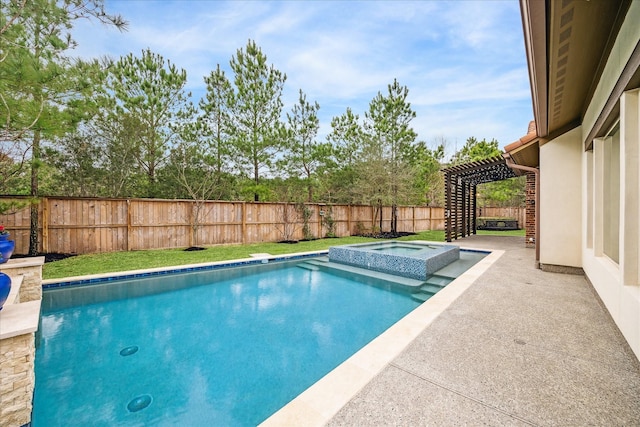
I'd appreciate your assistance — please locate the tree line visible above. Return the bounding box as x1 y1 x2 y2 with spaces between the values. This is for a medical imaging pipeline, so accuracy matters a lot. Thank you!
0 1 524 253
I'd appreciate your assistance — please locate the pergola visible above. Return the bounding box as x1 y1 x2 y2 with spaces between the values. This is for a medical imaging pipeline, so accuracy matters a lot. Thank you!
442 156 518 242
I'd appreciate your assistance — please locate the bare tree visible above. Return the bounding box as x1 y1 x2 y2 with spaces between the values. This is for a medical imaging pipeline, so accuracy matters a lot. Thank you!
170 132 220 248
273 203 302 243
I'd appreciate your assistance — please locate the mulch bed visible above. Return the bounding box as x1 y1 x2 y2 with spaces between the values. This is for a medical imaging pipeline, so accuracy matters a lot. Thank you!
15 233 416 263
353 231 416 239
13 253 77 263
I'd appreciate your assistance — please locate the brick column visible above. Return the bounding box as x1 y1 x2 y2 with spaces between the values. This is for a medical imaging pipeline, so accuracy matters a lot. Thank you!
525 171 536 247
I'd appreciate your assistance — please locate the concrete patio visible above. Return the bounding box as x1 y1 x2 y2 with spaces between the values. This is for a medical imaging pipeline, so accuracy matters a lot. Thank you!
327 235 640 426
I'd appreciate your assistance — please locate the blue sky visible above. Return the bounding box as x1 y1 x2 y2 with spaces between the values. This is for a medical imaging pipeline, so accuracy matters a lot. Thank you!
73 0 532 155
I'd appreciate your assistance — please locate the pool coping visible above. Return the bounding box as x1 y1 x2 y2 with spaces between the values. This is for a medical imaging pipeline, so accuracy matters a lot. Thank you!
41 250 329 288
40 242 502 425
259 245 504 426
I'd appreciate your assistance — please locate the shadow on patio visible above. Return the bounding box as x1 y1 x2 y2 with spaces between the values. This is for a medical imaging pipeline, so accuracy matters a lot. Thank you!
328 235 640 426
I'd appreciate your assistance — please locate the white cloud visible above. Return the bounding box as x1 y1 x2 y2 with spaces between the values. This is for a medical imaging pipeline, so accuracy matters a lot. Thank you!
410 67 530 107
70 0 531 149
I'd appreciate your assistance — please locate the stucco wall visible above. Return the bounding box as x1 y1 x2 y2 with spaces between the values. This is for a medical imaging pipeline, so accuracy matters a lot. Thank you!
582 89 640 360
540 126 583 268
578 0 640 359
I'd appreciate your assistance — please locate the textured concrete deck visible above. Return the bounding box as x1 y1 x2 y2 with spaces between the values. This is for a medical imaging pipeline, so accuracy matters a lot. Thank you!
327 235 640 426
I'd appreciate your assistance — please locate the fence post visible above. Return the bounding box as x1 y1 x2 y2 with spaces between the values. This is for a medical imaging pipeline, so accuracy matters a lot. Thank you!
41 197 48 253
316 204 322 238
412 206 416 232
126 199 131 251
371 205 375 230
241 202 247 244
347 205 352 236
189 201 195 247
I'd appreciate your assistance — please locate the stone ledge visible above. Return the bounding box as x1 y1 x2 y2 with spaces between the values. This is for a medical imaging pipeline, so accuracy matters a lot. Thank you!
0 300 41 340
0 256 45 270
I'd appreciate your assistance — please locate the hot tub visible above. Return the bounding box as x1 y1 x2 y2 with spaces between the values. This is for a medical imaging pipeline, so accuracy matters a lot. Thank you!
328 241 459 280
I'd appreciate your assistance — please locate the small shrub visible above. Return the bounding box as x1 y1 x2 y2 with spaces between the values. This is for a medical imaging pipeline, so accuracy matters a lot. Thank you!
321 206 336 238
298 203 315 241
354 222 367 236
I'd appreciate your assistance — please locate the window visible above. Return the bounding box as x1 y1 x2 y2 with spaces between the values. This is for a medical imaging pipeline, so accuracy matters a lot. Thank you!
586 148 593 249
602 124 620 263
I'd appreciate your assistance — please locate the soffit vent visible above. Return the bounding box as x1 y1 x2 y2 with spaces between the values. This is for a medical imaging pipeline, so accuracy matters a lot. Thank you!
551 1 574 125
546 0 630 138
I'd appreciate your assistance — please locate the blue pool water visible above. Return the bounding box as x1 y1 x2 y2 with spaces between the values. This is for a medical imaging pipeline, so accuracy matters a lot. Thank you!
33 259 420 426
370 242 439 256
372 244 426 256
372 246 422 255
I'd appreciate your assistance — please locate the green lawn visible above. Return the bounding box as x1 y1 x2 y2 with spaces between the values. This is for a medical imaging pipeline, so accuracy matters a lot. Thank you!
42 229 524 280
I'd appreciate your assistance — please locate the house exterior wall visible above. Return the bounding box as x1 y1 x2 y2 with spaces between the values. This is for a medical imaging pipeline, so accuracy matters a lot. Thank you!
579 2 640 359
583 89 640 360
539 126 583 268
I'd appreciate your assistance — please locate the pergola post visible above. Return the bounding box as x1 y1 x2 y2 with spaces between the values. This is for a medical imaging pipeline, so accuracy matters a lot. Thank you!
445 170 452 242
471 185 477 235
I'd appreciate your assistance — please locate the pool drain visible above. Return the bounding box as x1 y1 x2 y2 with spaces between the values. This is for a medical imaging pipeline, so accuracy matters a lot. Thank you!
127 394 152 412
120 346 139 356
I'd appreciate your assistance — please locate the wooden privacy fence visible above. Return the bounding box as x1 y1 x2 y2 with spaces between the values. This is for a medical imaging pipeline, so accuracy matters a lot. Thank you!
0 196 523 256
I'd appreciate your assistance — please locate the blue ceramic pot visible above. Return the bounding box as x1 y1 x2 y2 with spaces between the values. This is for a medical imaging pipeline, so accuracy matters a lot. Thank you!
0 272 11 311
0 234 15 264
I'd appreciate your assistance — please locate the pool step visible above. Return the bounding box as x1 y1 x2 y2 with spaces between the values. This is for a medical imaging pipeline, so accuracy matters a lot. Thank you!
410 292 433 303
297 250 483 304
296 256 328 271
297 258 458 304
424 274 454 287
431 251 487 278
298 257 455 303
297 263 320 271
419 284 445 294
411 274 456 303
297 259 426 290
297 259 458 293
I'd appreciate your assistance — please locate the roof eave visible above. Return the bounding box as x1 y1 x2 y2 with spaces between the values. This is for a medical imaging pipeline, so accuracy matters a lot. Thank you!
520 0 548 138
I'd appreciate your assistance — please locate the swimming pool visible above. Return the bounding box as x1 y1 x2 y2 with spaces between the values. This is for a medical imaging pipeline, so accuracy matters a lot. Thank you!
33 258 422 426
